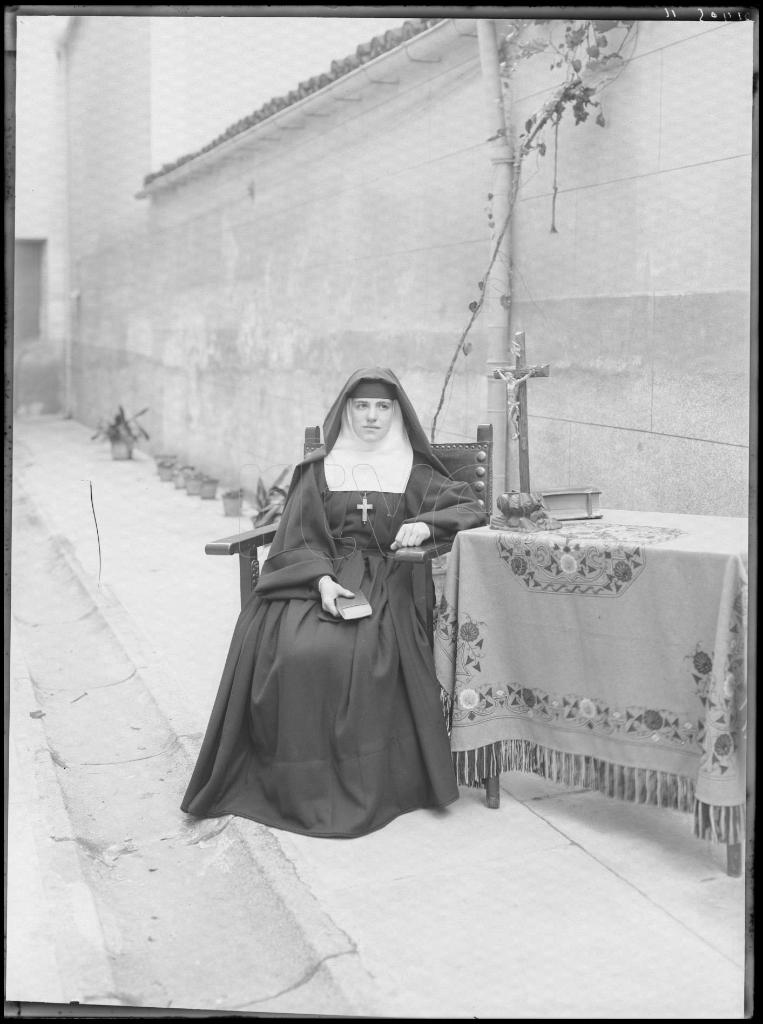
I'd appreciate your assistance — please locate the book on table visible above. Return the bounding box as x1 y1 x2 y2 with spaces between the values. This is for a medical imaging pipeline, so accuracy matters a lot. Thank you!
541 487 602 520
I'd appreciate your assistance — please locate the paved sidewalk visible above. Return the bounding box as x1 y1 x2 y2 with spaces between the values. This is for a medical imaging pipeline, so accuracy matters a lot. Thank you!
7 415 750 1019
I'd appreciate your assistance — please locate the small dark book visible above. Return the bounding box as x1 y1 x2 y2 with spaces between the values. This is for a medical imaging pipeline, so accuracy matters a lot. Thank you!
336 591 373 620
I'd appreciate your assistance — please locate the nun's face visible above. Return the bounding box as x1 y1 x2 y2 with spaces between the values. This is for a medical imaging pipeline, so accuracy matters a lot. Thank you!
349 398 394 442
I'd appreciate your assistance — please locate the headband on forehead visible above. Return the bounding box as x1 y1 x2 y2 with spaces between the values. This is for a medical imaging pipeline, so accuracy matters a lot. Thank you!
348 380 397 401
320 367 449 478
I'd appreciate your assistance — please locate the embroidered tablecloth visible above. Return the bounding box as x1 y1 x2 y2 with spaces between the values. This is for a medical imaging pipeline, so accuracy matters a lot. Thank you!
434 510 748 844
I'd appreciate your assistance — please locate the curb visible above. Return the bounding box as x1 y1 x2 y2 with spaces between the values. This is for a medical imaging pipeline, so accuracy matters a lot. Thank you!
8 624 118 1006
10 462 381 1016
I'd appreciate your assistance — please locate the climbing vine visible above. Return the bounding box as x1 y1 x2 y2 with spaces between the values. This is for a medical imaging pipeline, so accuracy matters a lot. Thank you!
504 18 636 232
430 18 637 441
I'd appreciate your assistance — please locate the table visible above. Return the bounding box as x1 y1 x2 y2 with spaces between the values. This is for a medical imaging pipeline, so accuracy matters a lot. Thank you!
434 510 748 856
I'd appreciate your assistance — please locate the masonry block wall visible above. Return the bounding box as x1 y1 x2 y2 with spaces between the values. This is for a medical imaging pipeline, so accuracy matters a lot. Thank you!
136 25 493 493
65 16 153 429
507 19 752 515
64 18 752 515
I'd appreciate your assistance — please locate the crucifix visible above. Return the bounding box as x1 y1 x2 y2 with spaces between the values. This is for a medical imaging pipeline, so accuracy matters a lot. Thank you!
357 492 374 525
493 331 550 492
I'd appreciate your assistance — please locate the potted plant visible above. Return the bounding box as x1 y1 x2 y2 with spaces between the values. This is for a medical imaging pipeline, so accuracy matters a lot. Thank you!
174 464 195 489
222 488 244 517
158 458 177 482
200 475 219 500
185 471 204 496
91 406 149 460
154 452 177 474
250 468 291 527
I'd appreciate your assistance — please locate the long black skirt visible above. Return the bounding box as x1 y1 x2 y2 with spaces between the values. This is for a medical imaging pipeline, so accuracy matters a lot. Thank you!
181 548 458 837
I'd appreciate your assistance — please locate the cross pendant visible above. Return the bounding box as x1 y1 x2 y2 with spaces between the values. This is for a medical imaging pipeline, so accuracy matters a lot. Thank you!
357 492 374 525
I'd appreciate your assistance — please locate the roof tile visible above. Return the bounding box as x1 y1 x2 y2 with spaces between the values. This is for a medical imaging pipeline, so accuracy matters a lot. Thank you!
143 17 444 187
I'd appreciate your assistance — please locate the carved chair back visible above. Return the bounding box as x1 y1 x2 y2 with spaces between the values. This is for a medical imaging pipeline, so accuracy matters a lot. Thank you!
303 423 493 512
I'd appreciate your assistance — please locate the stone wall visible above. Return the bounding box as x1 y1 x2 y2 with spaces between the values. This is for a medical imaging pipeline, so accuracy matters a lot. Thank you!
507 19 752 514
65 17 753 514
77 22 492 493
65 15 152 427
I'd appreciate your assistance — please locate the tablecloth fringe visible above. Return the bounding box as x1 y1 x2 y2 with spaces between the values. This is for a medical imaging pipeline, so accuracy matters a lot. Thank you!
440 689 454 733
693 800 744 844
452 740 744 842
452 740 698 810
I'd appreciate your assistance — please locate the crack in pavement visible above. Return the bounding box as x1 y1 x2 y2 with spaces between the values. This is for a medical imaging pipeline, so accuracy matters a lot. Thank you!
181 817 233 846
79 737 180 766
83 991 166 1009
270 838 363 953
29 666 139 695
50 835 139 867
49 748 69 770
45 739 179 770
229 949 362 1012
12 605 100 627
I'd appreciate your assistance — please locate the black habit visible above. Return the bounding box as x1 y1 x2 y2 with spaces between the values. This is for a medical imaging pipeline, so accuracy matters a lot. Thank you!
181 368 487 837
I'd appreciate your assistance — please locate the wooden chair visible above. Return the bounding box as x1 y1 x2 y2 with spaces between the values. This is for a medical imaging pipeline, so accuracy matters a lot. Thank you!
205 423 500 807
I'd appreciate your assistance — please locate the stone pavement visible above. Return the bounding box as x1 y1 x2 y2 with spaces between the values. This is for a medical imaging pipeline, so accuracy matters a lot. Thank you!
7 415 750 1019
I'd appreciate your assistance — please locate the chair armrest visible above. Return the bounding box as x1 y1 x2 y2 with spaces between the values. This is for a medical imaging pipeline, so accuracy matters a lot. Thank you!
205 523 278 556
392 540 453 564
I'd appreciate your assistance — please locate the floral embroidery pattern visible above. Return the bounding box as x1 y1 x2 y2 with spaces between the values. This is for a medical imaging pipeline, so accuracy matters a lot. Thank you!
496 532 647 597
450 679 701 749
686 577 747 778
436 596 487 704
458 688 481 710
435 594 458 650
495 522 686 597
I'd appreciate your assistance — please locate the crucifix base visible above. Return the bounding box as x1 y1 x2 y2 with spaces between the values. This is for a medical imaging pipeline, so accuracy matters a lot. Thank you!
490 491 561 532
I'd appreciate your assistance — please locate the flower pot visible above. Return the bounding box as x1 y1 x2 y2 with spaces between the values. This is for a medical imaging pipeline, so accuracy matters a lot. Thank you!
110 440 133 461
222 495 242 517
158 462 175 482
154 454 177 474
186 476 203 496
200 478 219 500
174 470 188 489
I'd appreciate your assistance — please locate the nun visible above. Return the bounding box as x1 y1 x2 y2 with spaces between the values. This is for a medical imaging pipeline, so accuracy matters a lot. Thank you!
181 367 487 837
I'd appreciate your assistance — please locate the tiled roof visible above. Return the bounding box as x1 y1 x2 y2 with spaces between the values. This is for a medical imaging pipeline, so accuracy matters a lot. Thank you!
143 17 445 187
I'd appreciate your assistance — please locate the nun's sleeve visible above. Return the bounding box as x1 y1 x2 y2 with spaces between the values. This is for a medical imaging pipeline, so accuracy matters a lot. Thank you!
254 463 338 599
402 462 487 545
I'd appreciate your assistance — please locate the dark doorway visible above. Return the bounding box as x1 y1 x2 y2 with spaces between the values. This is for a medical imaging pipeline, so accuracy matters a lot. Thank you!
14 240 44 342
14 239 61 413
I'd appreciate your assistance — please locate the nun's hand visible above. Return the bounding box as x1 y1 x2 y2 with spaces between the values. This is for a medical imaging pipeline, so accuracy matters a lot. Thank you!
318 576 355 617
391 522 431 550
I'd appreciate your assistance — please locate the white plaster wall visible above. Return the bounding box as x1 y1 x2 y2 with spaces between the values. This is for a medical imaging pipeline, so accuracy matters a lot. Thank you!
14 16 71 410
62 16 754 516
506 18 753 514
141 36 493 483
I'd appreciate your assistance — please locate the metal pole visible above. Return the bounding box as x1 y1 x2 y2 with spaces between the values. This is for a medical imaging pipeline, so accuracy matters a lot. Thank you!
476 19 513 501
